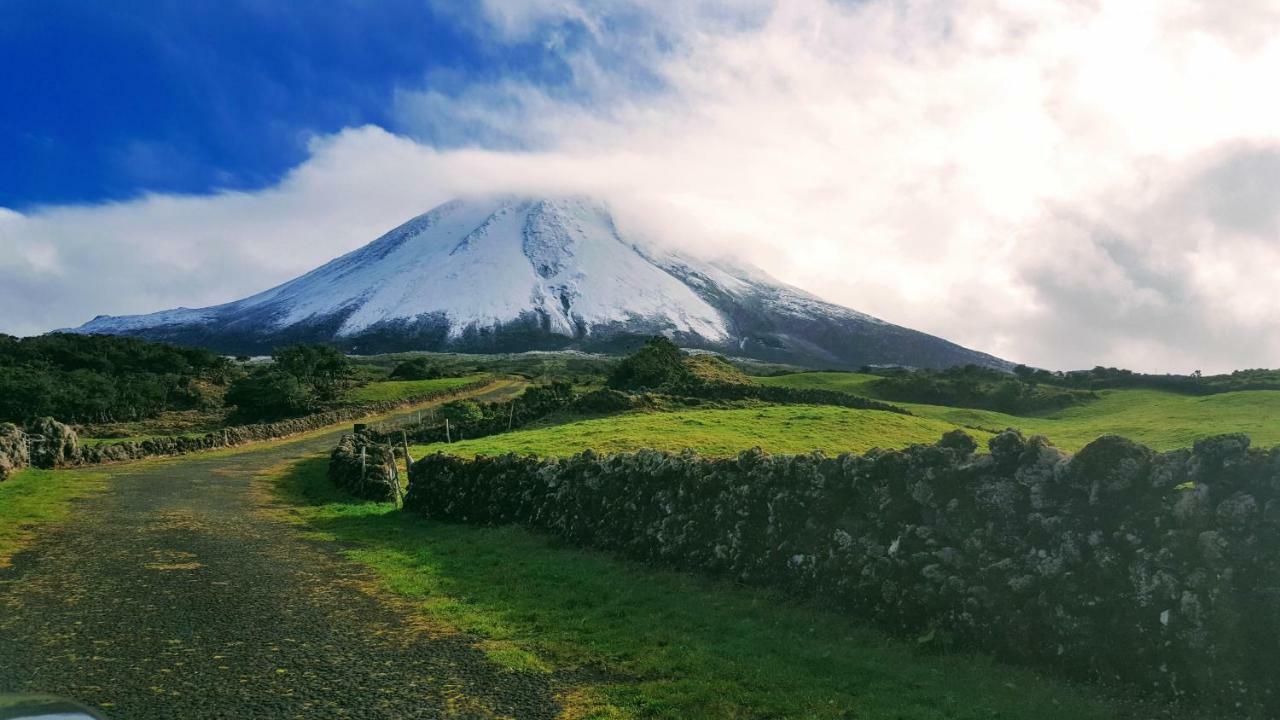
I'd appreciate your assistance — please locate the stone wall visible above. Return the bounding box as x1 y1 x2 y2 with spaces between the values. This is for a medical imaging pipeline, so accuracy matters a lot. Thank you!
404 430 1279 714
328 433 399 501
0 378 493 481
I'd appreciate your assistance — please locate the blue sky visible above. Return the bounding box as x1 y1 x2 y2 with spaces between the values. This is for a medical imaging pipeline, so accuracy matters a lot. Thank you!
3 1 1280 372
0 0 583 209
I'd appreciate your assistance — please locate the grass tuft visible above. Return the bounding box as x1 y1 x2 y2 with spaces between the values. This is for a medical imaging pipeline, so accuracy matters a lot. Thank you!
0 468 109 566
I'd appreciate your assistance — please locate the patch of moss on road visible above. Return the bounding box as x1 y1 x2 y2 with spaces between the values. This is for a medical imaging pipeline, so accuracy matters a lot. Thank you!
266 457 1151 720
0 468 108 566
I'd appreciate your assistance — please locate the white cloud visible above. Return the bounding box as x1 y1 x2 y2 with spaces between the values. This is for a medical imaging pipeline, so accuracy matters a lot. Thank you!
4 0 1280 372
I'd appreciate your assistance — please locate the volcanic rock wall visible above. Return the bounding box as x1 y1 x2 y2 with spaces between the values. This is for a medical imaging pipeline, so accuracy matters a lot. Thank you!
404 430 1279 713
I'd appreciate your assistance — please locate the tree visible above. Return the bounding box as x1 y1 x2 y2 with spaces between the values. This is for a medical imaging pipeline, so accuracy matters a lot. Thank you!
607 337 691 391
225 371 314 422
439 400 485 425
389 357 445 380
272 344 353 401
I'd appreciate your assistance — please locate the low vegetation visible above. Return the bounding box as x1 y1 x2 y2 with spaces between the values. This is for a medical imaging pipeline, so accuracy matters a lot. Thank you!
1019 364 1280 394
0 467 108 565
869 364 1097 414
412 405 990 458
272 457 1133 719
342 375 487 403
0 333 232 424
758 372 1280 451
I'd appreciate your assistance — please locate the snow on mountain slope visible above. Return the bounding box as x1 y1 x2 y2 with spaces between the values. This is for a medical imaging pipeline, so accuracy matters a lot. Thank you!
73 195 1006 369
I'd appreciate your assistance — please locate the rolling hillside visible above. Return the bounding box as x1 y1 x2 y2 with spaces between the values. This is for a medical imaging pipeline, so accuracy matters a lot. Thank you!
412 405 990 458
759 372 1280 451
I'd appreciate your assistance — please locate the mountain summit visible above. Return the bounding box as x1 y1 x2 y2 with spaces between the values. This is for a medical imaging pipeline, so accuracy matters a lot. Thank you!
73 195 1005 369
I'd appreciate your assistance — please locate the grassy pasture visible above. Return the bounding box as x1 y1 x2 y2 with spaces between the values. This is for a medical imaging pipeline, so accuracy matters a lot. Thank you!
267 457 1142 719
342 374 488 403
756 371 883 395
757 372 1280 452
413 405 989 459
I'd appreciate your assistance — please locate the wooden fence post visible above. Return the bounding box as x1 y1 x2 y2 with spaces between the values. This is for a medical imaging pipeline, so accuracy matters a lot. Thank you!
445 418 451 444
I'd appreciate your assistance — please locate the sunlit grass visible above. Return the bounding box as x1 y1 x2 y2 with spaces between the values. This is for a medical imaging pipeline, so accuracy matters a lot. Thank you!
412 405 990 459
265 457 1134 719
757 373 1280 451
0 467 108 566
344 375 489 403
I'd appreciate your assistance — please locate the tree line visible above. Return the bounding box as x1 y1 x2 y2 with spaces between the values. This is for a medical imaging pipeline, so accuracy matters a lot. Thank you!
0 333 231 424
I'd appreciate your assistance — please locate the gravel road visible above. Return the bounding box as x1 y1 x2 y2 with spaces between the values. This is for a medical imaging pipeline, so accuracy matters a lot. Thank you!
0 384 559 719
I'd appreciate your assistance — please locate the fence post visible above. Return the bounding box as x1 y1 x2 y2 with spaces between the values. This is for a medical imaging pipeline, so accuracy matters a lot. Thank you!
445 418 451 444
360 445 367 481
389 449 403 507
401 430 413 470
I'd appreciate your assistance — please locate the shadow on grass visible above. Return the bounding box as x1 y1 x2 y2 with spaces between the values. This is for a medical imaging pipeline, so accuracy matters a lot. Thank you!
270 457 1195 720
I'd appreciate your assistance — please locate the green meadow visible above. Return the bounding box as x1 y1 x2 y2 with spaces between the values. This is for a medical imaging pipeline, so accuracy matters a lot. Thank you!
342 374 488 403
413 404 990 458
757 372 1280 452
268 457 1148 720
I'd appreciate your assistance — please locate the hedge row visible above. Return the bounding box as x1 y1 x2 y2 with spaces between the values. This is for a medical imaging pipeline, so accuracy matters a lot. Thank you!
673 380 909 414
404 430 1280 714
0 378 494 481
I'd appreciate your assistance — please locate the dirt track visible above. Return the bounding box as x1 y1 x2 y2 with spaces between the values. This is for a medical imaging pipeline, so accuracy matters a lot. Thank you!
0 384 556 719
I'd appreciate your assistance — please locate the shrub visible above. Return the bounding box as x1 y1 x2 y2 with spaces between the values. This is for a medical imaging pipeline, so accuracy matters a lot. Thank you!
607 337 691 391
225 371 314 421
272 344 354 401
389 357 447 381
439 399 485 425
0 332 232 424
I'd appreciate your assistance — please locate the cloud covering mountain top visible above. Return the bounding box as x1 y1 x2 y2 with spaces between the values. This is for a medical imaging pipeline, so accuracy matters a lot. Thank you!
4 1 1280 372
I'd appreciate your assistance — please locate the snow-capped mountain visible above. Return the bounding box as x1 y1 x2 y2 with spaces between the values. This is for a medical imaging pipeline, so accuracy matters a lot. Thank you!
72 196 1007 369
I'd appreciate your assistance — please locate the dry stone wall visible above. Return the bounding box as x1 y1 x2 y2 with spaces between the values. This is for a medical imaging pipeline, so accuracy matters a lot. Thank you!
328 433 399 501
0 378 492 481
404 429 1279 714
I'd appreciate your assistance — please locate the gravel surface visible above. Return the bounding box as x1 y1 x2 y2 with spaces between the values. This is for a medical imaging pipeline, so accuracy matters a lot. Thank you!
0 387 562 719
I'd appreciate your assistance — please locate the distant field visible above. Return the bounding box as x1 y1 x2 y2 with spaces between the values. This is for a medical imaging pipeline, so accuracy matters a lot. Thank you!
757 372 1280 452
413 405 990 458
343 375 488 403
756 371 883 395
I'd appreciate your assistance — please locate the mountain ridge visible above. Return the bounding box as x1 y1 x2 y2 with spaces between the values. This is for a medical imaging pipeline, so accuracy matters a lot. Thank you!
72 195 1008 370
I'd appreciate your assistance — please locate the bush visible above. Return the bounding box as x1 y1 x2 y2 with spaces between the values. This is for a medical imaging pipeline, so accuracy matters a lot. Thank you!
225 371 314 422
439 400 485 425
607 337 691 391
0 332 233 424
389 357 447 380
870 364 1095 414
272 344 354 402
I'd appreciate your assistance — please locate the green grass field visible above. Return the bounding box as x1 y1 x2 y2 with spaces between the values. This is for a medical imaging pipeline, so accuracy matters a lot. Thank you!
756 372 1280 452
343 374 488 403
0 468 108 566
757 371 883 395
413 405 990 458
266 457 1150 719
